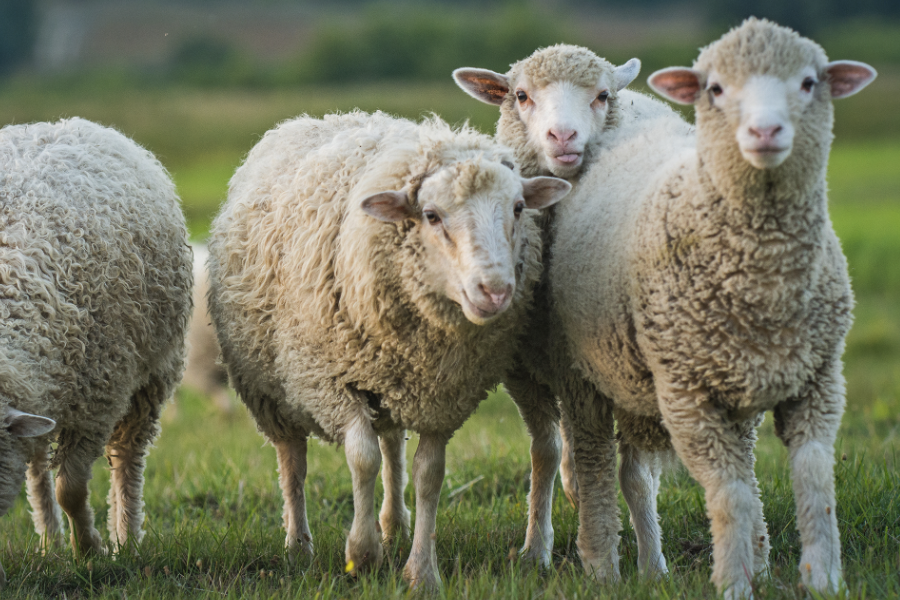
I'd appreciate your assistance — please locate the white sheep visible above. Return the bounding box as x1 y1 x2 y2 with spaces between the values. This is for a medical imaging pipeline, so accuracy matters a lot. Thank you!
546 19 875 597
206 110 570 589
0 118 192 586
454 44 690 573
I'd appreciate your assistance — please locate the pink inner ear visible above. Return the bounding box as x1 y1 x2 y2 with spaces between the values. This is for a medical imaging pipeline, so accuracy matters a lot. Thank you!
827 62 876 99
650 69 701 104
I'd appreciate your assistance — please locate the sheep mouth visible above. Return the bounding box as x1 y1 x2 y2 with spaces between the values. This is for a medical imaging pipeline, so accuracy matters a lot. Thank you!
459 289 504 323
550 153 582 168
741 145 791 168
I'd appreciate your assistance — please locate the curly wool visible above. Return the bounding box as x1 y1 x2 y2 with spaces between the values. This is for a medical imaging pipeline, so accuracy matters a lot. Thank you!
208 111 544 442
0 118 192 521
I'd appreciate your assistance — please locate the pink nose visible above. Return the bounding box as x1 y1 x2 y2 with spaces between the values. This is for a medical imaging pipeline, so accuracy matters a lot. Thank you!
547 128 576 144
748 125 782 143
478 283 512 310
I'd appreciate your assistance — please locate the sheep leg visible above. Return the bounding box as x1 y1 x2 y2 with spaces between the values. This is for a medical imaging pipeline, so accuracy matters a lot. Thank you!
735 417 769 576
106 382 164 552
559 412 579 509
618 441 668 577
26 444 64 550
344 415 384 574
564 382 620 581
402 432 448 590
275 436 313 557
774 363 845 595
55 432 105 557
378 428 411 543
659 390 759 600
506 373 561 568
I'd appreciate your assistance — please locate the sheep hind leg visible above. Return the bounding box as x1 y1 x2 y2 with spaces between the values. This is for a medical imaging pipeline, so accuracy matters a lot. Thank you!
26 444 64 551
378 428 411 544
559 412 579 509
402 432 448 590
275 435 314 558
618 441 668 578
344 414 384 574
506 373 560 569
55 432 106 557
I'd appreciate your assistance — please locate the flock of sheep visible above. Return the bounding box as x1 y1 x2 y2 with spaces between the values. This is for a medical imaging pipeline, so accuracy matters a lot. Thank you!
0 17 878 598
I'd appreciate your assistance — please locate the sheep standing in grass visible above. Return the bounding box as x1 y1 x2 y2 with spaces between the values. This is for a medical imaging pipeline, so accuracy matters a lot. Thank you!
454 45 690 572
0 118 192 586
206 111 570 588
546 19 875 596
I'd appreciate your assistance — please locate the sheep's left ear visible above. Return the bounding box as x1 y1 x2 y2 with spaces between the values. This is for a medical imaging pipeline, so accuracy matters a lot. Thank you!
614 58 641 91
648 67 703 104
360 191 416 222
4 408 56 438
825 61 877 99
521 176 572 210
453 68 510 106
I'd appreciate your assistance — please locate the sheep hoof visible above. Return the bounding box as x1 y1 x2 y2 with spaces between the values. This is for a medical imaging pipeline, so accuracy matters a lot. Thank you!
284 535 314 565
402 564 442 593
345 534 384 576
379 508 411 545
518 545 551 570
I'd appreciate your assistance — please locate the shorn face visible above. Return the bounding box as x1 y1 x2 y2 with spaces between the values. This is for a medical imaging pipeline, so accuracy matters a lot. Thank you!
453 54 641 179
361 160 570 325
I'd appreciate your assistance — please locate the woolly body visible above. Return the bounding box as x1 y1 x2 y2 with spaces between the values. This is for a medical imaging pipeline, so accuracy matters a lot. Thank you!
0 118 192 583
549 19 862 596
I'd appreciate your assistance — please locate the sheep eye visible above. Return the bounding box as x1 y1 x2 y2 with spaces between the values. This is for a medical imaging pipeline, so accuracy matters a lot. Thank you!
424 210 441 225
513 200 525 217
515 90 528 103
597 91 609 102
801 77 817 92
708 83 723 97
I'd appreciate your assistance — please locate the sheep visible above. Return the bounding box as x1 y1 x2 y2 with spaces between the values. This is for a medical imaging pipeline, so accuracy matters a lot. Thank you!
206 110 571 589
0 118 193 587
454 44 691 572
181 244 233 412
543 19 875 597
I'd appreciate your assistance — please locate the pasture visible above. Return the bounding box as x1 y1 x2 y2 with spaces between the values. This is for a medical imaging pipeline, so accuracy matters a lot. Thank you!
0 79 898 598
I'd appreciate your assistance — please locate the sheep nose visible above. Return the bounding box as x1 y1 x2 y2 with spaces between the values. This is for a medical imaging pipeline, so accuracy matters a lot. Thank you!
748 124 782 143
547 128 576 143
478 282 512 310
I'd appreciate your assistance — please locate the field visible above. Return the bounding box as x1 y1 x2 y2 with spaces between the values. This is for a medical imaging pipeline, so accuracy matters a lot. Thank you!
0 80 898 599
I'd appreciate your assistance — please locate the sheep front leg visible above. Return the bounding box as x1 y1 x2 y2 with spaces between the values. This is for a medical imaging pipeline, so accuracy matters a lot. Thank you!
378 428 411 544
564 382 620 581
659 389 761 600
344 415 384 573
506 373 561 568
559 412 579 509
26 444 64 550
774 363 845 595
618 441 668 577
735 417 769 576
402 432 448 590
275 436 313 558
55 433 105 556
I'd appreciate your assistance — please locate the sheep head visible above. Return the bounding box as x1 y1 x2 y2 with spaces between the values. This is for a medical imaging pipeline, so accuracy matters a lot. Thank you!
649 18 876 172
0 406 55 515
453 45 640 179
361 159 570 325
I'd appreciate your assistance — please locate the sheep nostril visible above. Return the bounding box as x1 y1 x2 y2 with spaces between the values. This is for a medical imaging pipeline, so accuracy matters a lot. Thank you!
748 125 782 141
548 128 576 144
478 283 512 309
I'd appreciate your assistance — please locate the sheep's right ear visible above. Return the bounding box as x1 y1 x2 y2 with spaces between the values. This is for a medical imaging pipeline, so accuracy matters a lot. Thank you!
614 58 641 91
453 68 510 106
521 176 572 210
648 67 703 105
360 191 416 222
4 408 56 438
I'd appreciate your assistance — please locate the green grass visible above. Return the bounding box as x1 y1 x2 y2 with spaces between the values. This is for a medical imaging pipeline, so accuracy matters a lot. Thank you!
0 82 898 598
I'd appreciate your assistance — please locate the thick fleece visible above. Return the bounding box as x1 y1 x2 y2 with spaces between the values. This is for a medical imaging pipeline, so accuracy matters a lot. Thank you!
0 118 192 586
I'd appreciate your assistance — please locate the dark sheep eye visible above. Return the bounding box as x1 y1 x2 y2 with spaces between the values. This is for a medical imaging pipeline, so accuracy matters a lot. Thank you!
709 83 723 97
424 210 441 225
514 201 525 217
597 91 609 102
515 90 528 103
501 160 515 170
801 77 817 92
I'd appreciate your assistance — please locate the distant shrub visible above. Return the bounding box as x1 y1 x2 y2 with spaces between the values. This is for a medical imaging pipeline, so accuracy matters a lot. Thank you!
170 36 263 86
0 0 37 75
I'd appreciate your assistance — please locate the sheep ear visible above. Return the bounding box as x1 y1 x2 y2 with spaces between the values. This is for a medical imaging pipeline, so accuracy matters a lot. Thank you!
4 408 56 438
453 68 510 106
614 58 641 91
521 176 572 210
360 191 416 222
825 61 877 99
648 67 703 105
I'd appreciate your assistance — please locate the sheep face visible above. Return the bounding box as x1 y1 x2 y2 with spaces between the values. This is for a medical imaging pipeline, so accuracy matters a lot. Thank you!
362 161 570 325
0 407 55 517
453 46 640 179
649 19 876 171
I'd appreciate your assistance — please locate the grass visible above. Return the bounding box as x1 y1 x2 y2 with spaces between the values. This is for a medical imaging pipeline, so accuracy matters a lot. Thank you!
0 81 898 598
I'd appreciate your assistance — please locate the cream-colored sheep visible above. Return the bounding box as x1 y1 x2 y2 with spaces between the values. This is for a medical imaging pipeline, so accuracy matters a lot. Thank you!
0 118 192 587
455 44 690 572
547 19 875 597
206 110 570 589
